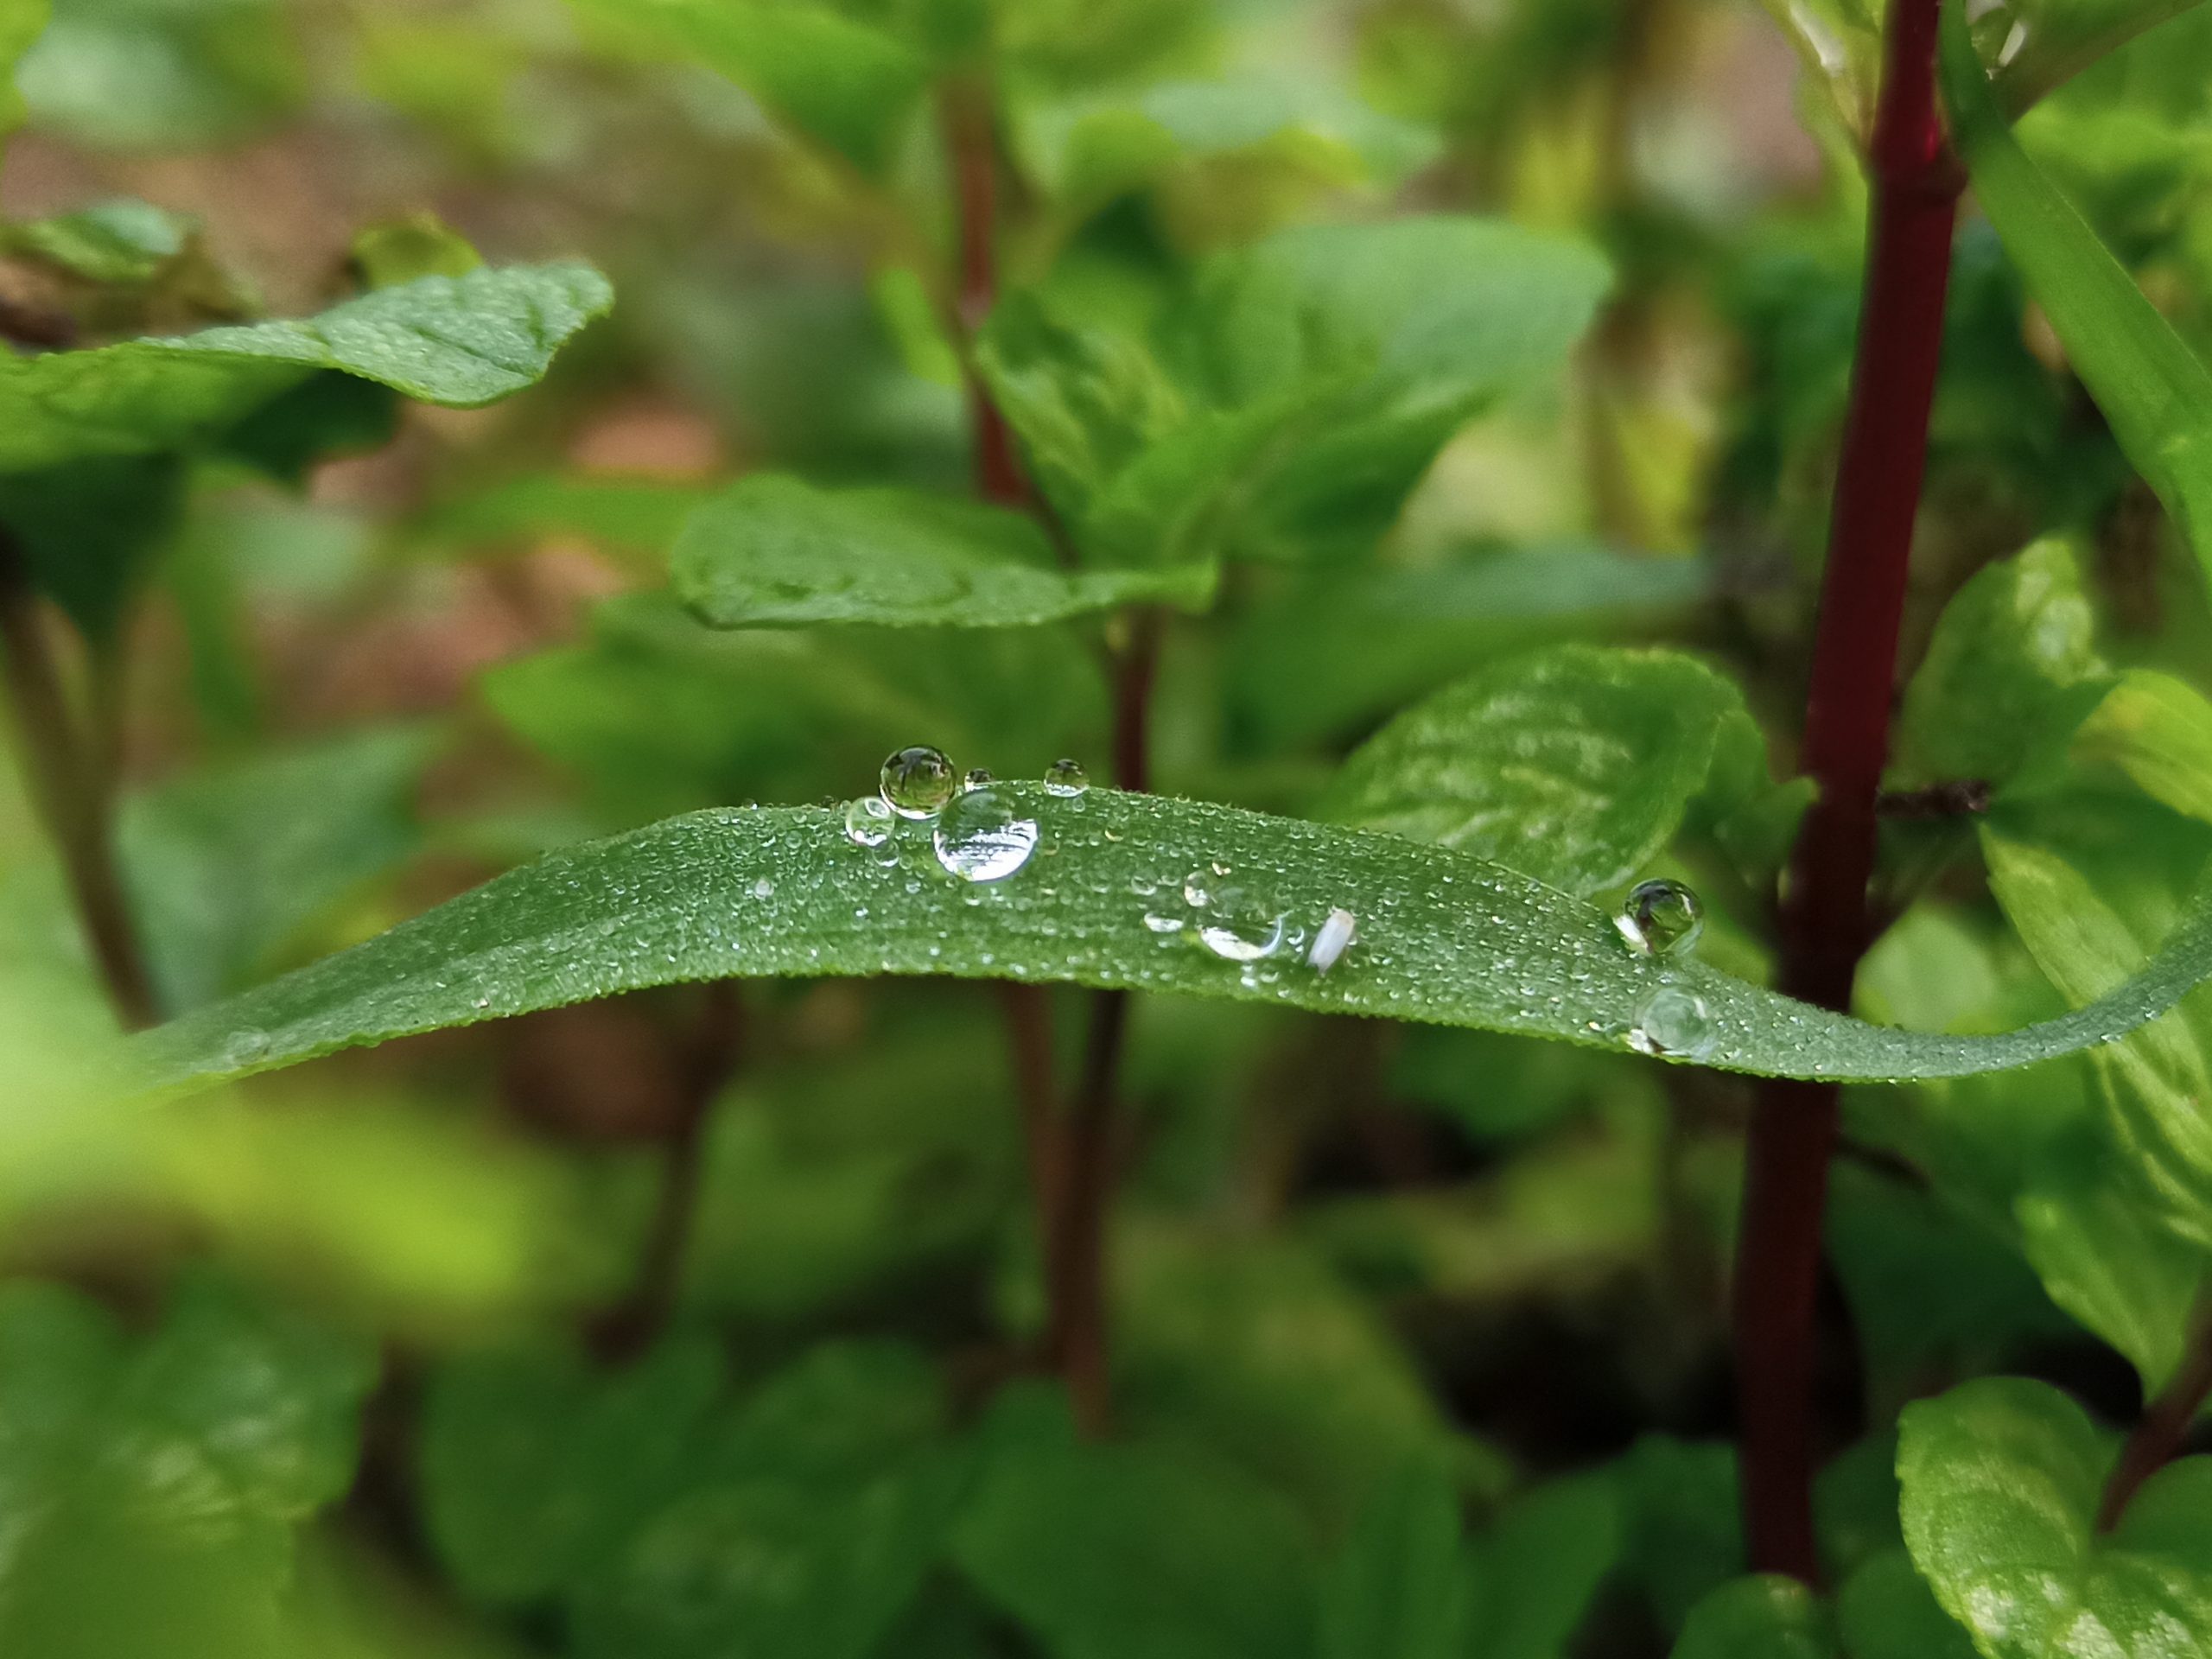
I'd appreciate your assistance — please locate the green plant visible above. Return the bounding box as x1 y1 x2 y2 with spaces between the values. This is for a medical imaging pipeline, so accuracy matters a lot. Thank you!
6 0 2212 1653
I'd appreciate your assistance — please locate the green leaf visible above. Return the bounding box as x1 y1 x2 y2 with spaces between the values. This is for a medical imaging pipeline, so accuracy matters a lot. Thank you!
0 196 189 284
16 0 300 151
671 474 1216 630
1618 1438 1744 1633
982 217 1610 568
1466 1472 1622 1659
0 453 186 639
1898 1376 2212 1657
951 1386 1319 1659
0 1273 377 1659
1834 1551 1982 1659
1939 3 2212 580
0 262 612 474
124 727 441 1014
1671 1575 1839 1659
127 783 2212 1094
1226 544 1712 748
1318 645 1754 896
1982 0 2212 115
1315 1457 1469 1659
0 0 47 135
1899 538 2107 787
564 0 927 174
1755 0 1882 141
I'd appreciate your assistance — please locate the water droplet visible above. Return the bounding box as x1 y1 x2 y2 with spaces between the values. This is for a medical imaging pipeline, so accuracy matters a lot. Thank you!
1142 912 1183 934
843 795 893 848
1043 758 1090 797
1628 987 1716 1060
880 745 957 819
1613 878 1705 958
1182 868 1217 908
933 785 1039 882
963 767 995 790
1307 907 1357 975
753 877 775 899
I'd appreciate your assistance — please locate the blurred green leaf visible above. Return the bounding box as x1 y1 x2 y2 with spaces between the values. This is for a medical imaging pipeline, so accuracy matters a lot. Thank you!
1227 544 1712 749
1899 538 2107 787
1984 0 2212 114
349 213 483 289
130 785 2212 1092
1941 3 2212 578
1315 1457 1468 1659
1318 645 1757 896
0 263 612 474
982 217 1610 568
1465 1471 1621 1659
565 0 927 174
1 196 189 284
16 0 300 150
1672 1575 1839 1659
672 474 1215 629
951 1385 1319 1659
0 1273 376 1659
124 726 440 1014
1618 1438 1744 1634
1834 1550 1982 1659
1899 1376 2212 1657
0 0 46 134
0 452 185 639
1756 0 1882 143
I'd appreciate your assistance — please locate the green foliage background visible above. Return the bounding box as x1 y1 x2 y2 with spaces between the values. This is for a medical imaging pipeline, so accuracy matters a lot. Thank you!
3 0 2212 1655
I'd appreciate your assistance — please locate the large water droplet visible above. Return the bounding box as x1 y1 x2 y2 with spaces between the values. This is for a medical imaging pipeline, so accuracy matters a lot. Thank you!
1629 987 1715 1059
843 795 893 848
880 745 957 819
1044 758 1090 797
1193 881 1287 963
933 785 1039 882
1613 878 1705 958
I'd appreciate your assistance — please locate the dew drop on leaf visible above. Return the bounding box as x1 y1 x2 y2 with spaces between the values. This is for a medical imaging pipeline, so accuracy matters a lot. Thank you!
752 877 775 899
1629 986 1715 1059
932 786 1039 883
880 745 957 818
964 767 995 790
843 795 893 848
1613 878 1705 958
1044 757 1090 797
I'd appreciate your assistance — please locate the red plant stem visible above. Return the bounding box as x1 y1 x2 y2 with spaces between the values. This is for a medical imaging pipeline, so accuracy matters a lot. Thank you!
1732 0 1961 1584
939 77 1032 511
0 531 157 1030
2098 1297 2212 1531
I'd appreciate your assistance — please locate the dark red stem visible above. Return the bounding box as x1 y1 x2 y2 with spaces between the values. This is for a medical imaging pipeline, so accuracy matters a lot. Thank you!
0 530 157 1030
1732 0 1961 1584
2098 1297 2212 1532
939 76 1032 511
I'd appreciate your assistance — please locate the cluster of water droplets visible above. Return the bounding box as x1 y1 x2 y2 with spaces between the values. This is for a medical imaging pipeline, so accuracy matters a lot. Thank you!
847 745 1092 886
1611 876 1716 1060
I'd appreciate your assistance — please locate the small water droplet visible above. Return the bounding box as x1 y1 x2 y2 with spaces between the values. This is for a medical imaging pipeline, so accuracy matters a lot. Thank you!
843 795 893 848
933 785 1039 882
1628 987 1716 1060
1195 884 1287 964
753 877 775 899
1613 878 1705 958
1182 868 1217 907
1043 757 1090 796
224 1028 270 1068
963 767 995 790
1142 912 1183 934
880 745 957 818
1307 907 1357 975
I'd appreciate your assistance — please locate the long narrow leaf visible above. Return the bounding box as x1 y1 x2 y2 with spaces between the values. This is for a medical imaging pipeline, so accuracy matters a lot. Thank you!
135 789 2212 1093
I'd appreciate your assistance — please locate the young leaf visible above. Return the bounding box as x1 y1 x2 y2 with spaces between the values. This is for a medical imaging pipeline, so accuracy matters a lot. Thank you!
1939 3 2212 582
671 474 1216 630
1672 1575 1839 1659
1465 1472 1621 1659
0 0 47 135
1317 645 1752 896
0 262 612 474
1898 1376 2212 1657
564 0 926 175
1315 1458 1469 1659
1983 0 2212 115
126 785 2212 1095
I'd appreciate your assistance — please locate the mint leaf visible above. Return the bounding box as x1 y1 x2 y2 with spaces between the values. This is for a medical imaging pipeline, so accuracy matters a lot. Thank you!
1318 645 1755 896
1466 1471 1621 1659
1835 1551 1982 1659
1898 1376 2212 1657
0 262 612 474
671 474 1216 630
